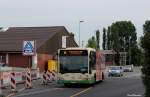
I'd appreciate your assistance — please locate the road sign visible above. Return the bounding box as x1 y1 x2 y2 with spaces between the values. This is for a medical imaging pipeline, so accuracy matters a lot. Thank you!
23 41 35 55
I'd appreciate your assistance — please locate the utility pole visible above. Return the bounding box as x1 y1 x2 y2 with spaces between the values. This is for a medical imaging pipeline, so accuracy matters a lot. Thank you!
129 37 131 65
78 20 84 47
81 40 84 48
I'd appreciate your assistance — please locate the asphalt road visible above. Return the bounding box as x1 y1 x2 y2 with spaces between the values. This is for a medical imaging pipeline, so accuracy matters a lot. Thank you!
10 67 145 97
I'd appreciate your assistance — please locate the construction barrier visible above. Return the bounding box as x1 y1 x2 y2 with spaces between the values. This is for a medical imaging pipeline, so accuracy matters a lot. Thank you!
42 70 57 85
42 71 47 85
50 70 57 81
2 72 10 87
46 70 51 82
10 72 17 92
22 68 40 81
25 68 32 89
0 67 40 88
47 60 57 82
47 70 57 81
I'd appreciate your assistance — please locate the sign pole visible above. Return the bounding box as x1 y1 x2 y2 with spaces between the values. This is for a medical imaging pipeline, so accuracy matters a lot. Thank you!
23 40 35 89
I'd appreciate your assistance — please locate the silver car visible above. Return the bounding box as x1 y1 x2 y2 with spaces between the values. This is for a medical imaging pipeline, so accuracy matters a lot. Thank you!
123 65 134 72
108 66 123 77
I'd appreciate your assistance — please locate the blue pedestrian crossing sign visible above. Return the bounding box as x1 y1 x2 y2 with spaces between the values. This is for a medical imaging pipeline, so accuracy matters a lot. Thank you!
23 41 35 55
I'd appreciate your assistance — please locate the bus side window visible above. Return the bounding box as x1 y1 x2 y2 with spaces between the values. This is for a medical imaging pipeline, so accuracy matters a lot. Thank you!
89 51 96 70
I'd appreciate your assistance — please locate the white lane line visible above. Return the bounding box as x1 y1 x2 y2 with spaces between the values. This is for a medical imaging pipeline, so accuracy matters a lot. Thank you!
14 88 61 97
6 93 15 97
124 73 141 78
127 93 142 97
6 88 25 97
18 88 25 92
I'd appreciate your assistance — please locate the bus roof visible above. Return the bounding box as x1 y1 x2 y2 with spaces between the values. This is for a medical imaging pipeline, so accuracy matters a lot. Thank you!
59 47 96 52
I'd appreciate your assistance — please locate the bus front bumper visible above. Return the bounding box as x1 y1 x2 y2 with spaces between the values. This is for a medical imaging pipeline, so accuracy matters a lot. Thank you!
57 79 95 84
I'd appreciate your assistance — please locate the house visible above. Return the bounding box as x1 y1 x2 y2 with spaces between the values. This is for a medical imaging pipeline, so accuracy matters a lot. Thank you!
101 50 116 65
0 26 78 71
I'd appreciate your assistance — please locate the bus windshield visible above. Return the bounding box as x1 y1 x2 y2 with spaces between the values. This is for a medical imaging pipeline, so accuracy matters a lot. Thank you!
59 56 88 73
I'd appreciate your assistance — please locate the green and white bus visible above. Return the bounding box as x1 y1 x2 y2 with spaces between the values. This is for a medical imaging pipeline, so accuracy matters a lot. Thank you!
57 48 105 85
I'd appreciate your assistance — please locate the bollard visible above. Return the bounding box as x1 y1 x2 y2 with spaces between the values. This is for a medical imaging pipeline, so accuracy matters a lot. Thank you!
50 70 57 81
46 70 51 82
10 72 17 92
25 68 32 89
42 71 48 85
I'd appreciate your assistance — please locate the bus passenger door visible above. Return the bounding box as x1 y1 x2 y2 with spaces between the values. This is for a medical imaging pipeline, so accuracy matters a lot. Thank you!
96 51 101 81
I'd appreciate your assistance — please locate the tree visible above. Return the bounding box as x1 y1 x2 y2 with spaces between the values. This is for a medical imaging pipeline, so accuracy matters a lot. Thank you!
86 36 97 49
102 28 106 50
96 30 100 50
110 21 137 65
141 20 150 97
130 45 143 66
107 26 111 50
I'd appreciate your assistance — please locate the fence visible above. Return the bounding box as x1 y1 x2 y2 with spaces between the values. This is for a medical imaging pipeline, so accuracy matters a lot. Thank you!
0 67 40 87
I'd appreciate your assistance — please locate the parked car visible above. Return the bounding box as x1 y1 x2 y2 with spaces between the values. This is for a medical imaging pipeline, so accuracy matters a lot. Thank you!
108 66 123 77
123 65 134 72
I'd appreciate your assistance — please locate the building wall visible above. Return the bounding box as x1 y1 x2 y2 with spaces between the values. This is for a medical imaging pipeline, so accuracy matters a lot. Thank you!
37 54 53 72
0 52 53 72
105 54 115 65
9 53 31 67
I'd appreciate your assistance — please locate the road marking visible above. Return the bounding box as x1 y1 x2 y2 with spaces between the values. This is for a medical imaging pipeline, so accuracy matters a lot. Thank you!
6 93 15 97
6 88 25 97
18 88 25 92
127 94 142 97
124 73 141 78
70 87 92 97
14 88 61 97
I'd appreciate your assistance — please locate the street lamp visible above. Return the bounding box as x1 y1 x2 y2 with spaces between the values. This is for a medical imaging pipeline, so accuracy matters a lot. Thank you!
79 20 84 47
129 36 131 65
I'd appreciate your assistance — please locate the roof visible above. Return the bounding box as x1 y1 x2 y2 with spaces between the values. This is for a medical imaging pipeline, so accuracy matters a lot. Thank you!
0 26 69 52
60 47 95 51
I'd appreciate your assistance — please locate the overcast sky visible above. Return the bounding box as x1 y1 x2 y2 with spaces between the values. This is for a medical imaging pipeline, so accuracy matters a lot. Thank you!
0 0 150 47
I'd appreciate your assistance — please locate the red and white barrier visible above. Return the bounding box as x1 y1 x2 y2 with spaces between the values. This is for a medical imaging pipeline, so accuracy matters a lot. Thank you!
10 72 17 92
0 67 40 92
46 70 52 82
50 70 57 81
42 71 48 85
25 68 32 89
